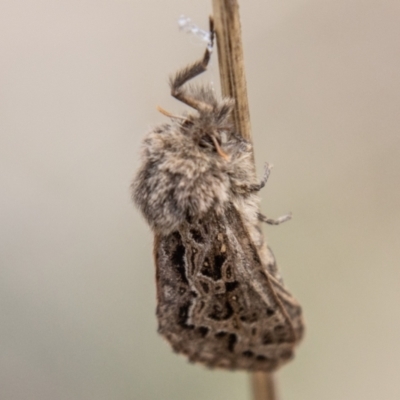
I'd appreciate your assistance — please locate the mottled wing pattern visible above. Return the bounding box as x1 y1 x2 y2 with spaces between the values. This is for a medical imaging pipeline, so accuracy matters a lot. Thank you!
154 202 304 372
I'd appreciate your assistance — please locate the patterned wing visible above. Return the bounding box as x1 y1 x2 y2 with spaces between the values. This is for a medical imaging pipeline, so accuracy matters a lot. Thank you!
154 203 304 372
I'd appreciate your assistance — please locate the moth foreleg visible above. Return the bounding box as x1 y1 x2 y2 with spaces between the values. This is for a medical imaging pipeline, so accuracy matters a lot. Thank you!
258 212 292 225
169 17 215 112
247 163 273 192
258 162 273 191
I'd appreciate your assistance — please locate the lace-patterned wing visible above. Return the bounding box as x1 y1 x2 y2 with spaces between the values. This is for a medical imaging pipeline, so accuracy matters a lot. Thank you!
154 203 304 372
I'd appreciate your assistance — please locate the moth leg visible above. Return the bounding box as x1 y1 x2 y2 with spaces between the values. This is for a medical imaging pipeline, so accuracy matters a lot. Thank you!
258 212 292 225
258 162 273 191
170 17 215 112
247 163 273 192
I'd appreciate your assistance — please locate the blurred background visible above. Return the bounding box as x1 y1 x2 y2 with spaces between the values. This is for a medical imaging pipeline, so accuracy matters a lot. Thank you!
1 1 400 399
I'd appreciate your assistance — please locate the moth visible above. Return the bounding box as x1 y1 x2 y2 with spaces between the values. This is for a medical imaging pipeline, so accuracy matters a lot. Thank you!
132 18 304 372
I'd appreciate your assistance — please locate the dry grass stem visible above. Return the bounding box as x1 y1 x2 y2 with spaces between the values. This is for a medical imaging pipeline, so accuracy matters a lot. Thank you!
211 1 278 399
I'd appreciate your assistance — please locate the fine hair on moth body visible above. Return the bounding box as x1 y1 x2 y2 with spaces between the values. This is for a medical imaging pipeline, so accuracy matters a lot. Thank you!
132 17 304 372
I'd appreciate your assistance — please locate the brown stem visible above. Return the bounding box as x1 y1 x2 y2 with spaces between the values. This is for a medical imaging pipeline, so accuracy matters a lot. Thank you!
211 1 278 399
212 0 252 143
251 372 278 400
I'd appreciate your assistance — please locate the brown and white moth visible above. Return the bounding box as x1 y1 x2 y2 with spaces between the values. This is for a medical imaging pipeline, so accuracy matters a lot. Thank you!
132 18 304 372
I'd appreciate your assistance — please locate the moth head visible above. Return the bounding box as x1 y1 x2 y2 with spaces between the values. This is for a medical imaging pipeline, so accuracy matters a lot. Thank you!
197 128 230 161
195 97 235 161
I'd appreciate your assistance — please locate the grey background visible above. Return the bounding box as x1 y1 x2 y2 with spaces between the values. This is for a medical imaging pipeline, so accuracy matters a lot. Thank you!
1 1 400 399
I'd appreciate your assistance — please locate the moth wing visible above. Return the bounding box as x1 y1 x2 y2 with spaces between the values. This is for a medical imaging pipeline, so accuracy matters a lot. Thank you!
154 203 304 372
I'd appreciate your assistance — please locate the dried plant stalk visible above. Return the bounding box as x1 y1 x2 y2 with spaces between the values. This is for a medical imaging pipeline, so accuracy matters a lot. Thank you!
211 1 277 399
252 372 278 400
212 0 252 143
